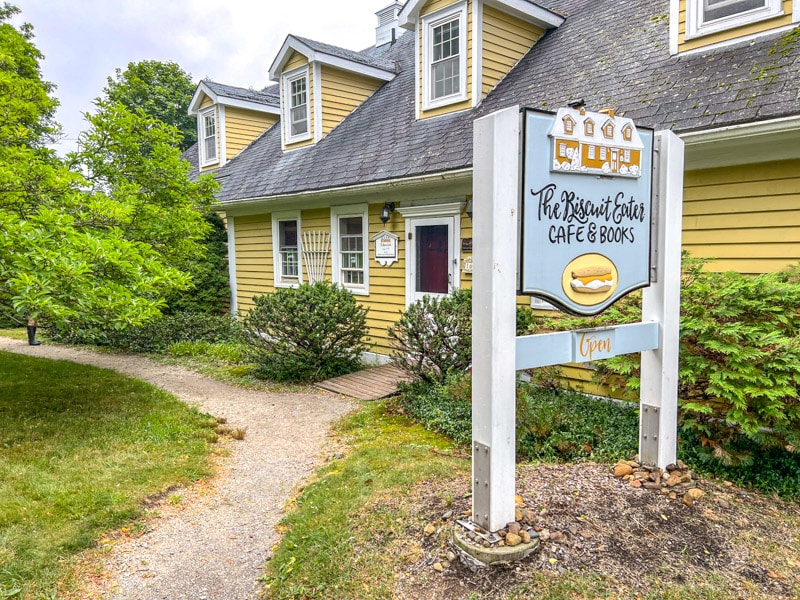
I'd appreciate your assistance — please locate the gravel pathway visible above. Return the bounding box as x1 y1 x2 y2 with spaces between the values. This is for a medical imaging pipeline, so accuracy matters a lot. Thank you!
0 338 356 599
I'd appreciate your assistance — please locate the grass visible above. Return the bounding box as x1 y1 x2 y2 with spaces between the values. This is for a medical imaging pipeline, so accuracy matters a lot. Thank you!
0 351 219 599
261 400 469 600
0 329 26 341
162 340 310 393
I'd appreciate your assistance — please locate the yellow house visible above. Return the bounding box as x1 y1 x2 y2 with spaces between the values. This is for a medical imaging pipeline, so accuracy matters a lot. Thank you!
189 0 800 365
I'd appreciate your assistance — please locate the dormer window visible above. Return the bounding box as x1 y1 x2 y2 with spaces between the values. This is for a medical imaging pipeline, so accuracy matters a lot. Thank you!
584 119 595 137
686 0 783 38
283 66 311 144
422 2 467 110
602 120 615 139
199 108 218 166
622 123 634 141
563 116 575 134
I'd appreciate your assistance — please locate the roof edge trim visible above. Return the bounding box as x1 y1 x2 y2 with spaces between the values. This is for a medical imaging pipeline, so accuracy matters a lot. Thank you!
188 81 280 115
400 0 564 29
268 35 396 82
219 168 474 214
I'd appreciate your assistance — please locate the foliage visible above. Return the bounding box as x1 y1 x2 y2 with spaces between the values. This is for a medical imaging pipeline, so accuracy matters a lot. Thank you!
679 428 800 497
396 374 638 463
515 383 639 463
389 290 547 385
49 311 241 352
520 253 800 464
388 289 472 384
0 10 219 336
163 212 230 315
261 400 465 599
0 351 217 597
101 59 197 150
395 373 473 445
243 282 369 382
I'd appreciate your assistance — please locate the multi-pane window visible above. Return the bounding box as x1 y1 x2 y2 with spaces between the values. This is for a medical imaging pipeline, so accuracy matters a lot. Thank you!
279 220 299 281
289 75 308 137
201 109 217 165
338 216 364 286
687 0 780 37
431 17 460 101
423 4 466 110
703 0 766 23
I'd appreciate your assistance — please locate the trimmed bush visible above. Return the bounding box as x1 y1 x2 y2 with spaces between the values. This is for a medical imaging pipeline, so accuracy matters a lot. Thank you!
243 281 369 382
388 289 472 384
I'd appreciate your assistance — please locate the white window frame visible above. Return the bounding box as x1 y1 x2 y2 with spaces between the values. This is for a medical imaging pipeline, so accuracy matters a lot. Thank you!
198 107 218 167
686 0 783 38
272 212 303 288
331 205 369 295
422 1 468 111
282 66 312 145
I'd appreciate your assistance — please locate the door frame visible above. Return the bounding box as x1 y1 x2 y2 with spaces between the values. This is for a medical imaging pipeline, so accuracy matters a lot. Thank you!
398 202 463 306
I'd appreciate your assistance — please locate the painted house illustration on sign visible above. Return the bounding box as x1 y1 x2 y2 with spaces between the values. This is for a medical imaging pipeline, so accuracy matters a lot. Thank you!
550 107 644 177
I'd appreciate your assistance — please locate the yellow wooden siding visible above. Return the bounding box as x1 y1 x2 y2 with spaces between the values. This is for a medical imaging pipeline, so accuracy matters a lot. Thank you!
677 0 794 52
283 52 315 151
419 0 474 119
234 215 273 313
225 108 277 159
199 95 213 109
319 66 381 136
359 204 407 355
481 5 543 97
682 158 800 273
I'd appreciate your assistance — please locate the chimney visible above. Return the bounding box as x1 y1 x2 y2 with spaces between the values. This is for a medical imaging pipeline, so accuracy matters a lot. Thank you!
376 2 404 46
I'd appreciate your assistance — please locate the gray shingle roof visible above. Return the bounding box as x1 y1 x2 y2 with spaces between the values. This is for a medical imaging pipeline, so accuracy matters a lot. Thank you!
216 0 800 204
204 80 280 108
290 35 398 74
479 0 800 133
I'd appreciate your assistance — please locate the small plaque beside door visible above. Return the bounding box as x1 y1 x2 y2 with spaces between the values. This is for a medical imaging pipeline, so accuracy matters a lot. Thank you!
371 230 398 267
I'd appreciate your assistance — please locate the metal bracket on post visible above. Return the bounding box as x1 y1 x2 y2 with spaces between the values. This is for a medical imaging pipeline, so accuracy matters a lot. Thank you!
472 441 491 526
639 404 660 465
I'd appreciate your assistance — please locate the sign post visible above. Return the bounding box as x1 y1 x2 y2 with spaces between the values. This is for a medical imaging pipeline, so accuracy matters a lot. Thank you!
472 106 520 533
471 105 683 535
640 130 684 466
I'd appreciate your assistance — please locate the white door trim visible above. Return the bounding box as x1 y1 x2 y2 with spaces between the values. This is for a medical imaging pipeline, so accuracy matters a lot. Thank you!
404 214 461 306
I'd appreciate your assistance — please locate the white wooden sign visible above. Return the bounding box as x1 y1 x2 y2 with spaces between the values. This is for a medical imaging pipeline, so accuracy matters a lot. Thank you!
371 230 398 266
471 105 684 533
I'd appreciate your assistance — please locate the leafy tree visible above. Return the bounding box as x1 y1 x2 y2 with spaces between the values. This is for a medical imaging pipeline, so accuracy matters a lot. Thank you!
0 6 218 337
101 61 231 314
102 60 197 150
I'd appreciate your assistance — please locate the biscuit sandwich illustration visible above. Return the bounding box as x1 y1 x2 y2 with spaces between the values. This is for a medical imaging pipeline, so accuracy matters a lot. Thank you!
570 266 614 293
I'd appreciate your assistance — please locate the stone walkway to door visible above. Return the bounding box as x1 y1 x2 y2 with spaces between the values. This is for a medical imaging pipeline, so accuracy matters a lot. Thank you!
0 337 355 599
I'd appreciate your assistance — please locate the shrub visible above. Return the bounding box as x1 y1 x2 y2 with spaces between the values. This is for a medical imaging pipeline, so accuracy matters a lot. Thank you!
388 289 472 384
516 383 639 463
48 311 241 352
243 281 369 382
521 253 800 463
395 374 639 462
395 373 473 445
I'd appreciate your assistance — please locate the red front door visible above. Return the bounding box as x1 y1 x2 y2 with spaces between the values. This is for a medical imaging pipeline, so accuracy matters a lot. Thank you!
416 224 449 294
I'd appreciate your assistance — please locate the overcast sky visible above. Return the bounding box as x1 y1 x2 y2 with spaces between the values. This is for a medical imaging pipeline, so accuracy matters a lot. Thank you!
12 1 390 153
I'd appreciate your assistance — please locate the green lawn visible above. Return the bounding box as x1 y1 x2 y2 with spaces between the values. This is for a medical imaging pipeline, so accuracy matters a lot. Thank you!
0 351 219 598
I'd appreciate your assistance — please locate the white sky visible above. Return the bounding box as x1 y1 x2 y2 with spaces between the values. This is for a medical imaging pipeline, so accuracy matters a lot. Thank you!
12 0 389 153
